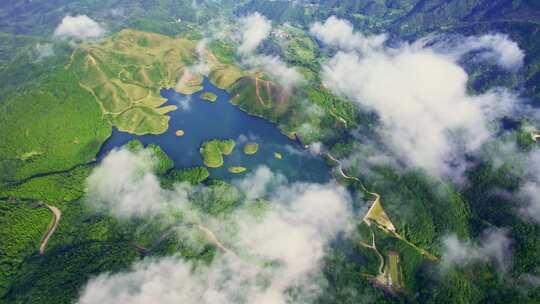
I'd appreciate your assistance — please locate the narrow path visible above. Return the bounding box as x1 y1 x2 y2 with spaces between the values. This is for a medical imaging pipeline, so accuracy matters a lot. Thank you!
326 152 438 261
39 204 61 255
326 153 371 194
195 224 235 256
254 75 268 106
359 229 385 275
137 222 236 257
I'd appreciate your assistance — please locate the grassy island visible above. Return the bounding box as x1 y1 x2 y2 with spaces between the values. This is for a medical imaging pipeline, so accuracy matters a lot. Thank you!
200 139 235 168
201 92 218 102
243 142 259 155
228 166 247 174
274 152 283 160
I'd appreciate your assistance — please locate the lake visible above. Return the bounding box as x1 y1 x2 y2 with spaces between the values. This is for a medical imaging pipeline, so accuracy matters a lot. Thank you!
97 78 330 183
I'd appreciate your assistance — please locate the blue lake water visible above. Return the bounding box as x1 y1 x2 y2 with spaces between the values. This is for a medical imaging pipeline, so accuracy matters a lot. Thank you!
97 78 330 183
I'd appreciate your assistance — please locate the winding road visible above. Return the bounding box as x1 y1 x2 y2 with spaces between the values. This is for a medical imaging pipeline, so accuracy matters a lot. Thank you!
326 152 438 262
195 224 235 256
39 204 61 255
136 222 236 257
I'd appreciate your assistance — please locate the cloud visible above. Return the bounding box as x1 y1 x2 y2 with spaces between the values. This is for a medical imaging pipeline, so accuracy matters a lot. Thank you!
34 43 54 60
428 34 525 70
238 12 272 54
519 150 540 223
441 228 512 271
54 15 106 40
308 142 323 156
318 18 518 180
85 148 190 219
234 166 287 201
235 13 303 90
192 39 211 76
477 140 540 224
310 16 387 52
80 157 353 303
242 54 303 88
176 97 191 111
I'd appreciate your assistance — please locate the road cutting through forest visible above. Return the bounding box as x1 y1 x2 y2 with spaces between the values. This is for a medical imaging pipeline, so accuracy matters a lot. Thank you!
39 204 61 255
326 152 438 262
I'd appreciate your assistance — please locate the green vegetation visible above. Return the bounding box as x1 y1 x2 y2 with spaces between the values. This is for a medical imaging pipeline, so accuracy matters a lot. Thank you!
0 166 92 204
387 252 404 290
162 167 210 187
229 75 353 144
1 1 540 303
208 63 246 90
243 142 259 155
364 196 396 233
200 92 217 102
191 180 243 216
176 70 204 94
70 29 200 135
125 140 174 175
274 152 283 160
0 67 111 183
66 28 248 136
2 201 140 304
0 201 51 297
228 166 247 174
306 87 359 129
200 139 235 168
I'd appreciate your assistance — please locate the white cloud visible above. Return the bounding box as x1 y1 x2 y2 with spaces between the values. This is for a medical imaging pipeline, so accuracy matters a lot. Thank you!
34 43 54 60
238 12 272 54
80 159 353 303
234 166 287 201
310 16 386 52
442 228 512 271
85 148 190 219
192 39 211 75
318 18 518 179
428 34 525 70
519 150 540 223
308 142 323 156
242 54 303 88
176 96 191 111
54 15 106 40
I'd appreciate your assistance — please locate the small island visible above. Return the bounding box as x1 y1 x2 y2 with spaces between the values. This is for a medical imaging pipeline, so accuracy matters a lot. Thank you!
200 139 235 168
201 92 218 102
228 166 247 174
175 130 185 137
274 152 283 160
243 142 259 155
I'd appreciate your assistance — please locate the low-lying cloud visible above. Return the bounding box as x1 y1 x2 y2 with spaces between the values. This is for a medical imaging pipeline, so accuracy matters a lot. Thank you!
242 54 303 88
34 43 54 60
428 34 525 70
310 16 386 52
238 12 271 54
442 228 512 271
54 15 106 40
519 150 540 223
81 149 353 303
234 166 287 201
85 148 190 219
236 12 303 89
315 16 520 180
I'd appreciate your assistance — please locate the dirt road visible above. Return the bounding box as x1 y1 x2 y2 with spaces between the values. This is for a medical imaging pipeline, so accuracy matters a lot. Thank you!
39 205 61 255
